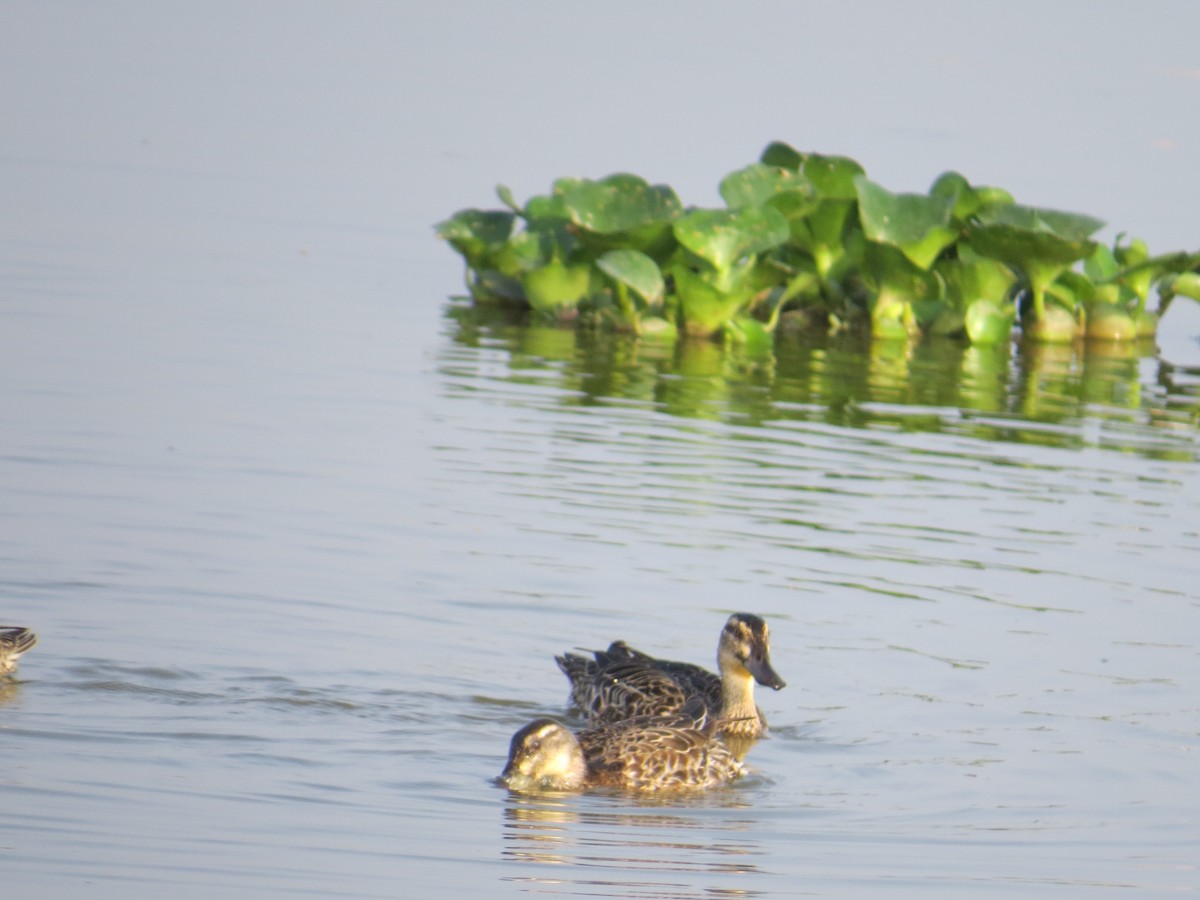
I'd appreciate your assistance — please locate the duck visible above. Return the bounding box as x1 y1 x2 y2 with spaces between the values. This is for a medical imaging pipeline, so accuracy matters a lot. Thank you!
0 626 37 676
499 701 745 793
555 613 786 740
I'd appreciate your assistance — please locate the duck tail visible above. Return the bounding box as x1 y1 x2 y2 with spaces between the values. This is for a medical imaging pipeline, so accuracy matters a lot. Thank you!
554 652 593 684
1 627 37 656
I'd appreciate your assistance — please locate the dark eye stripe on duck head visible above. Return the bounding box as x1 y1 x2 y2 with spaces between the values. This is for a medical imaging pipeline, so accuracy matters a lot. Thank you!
725 614 786 691
723 613 769 659
510 719 559 754
725 613 767 640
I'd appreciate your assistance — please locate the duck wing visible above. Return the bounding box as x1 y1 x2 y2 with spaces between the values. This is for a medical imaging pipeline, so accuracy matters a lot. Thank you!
605 640 722 708
587 657 693 724
578 714 744 791
557 644 693 724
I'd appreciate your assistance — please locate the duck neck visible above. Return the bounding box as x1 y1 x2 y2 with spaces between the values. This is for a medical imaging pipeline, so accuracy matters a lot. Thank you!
555 756 588 791
718 659 758 720
540 745 587 791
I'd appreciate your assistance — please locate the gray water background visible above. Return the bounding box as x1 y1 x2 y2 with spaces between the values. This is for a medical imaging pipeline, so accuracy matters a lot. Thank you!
2 3 1198 897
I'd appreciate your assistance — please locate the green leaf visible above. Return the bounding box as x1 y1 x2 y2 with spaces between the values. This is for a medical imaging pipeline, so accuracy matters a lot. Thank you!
671 265 752 337
769 187 822 226
434 209 516 269
930 172 1014 221
865 242 938 298
495 184 521 214
974 186 1016 211
596 249 665 305
759 140 805 170
524 187 572 220
801 153 866 199
968 203 1103 321
549 176 586 198
788 199 859 280
560 173 682 235
1049 270 1096 308
520 259 592 313
929 172 974 218
964 298 1016 344
970 223 1095 274
1108 249 1199 309
979 203 1105 242
1113 235 1149 268
854 175 957 270
672 207 789 274
937 247 1018 311
719 163 814 210
864 243 934 338
1084 243 1120 281
505 220 581 271
1160 271 1200 303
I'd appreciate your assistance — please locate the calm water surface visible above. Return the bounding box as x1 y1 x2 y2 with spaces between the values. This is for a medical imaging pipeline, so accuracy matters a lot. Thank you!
2 3 1199 897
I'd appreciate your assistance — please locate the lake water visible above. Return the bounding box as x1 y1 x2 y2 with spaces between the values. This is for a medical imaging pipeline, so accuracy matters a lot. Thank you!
2 3 1198 897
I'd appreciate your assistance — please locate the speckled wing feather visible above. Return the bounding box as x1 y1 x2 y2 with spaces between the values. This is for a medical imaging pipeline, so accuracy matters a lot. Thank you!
557 650 694 724
604 640 722 708
576 713 744 791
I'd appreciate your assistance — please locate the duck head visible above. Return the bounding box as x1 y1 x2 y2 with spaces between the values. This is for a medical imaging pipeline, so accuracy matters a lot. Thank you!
499 718 588 792
718 613 786 690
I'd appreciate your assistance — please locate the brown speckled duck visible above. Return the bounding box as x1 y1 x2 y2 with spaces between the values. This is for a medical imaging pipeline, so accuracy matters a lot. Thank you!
499 703 744 793
555 613 785 740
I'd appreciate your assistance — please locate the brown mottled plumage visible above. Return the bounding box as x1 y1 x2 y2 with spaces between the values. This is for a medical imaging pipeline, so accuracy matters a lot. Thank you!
0 627 37 676
499 705 744 793
555 613 786 739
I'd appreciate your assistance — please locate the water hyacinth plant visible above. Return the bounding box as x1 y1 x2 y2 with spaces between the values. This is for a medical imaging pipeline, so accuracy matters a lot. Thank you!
436 142 1199 345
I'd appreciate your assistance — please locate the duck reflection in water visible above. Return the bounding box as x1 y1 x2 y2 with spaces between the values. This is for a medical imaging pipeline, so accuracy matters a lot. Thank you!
498 792 764 888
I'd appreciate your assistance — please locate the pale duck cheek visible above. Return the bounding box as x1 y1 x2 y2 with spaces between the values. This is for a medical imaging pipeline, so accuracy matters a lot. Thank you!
551 748 577 776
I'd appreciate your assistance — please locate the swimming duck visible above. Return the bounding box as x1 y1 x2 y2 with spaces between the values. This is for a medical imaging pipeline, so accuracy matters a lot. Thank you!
555 613 786 740
0 627 37 676
499 703 745 793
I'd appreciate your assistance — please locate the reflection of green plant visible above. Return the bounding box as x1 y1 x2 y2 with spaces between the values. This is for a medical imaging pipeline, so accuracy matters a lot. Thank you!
437 142 1199 346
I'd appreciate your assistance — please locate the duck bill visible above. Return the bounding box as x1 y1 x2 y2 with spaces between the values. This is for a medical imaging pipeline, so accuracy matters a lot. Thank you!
746 653 786 690
499 766 535 791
